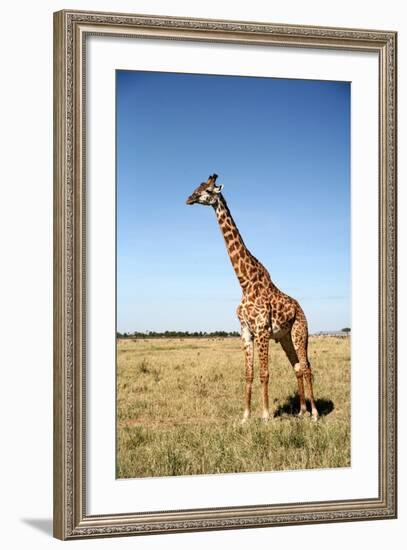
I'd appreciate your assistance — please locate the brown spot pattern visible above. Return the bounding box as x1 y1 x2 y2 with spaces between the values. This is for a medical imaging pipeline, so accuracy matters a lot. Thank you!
204 189 319 420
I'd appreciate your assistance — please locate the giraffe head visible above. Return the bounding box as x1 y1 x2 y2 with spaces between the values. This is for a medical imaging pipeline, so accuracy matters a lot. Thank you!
186 174 224 206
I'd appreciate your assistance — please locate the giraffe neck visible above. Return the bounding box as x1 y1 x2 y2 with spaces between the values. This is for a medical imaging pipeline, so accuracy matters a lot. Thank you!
213 195 274 292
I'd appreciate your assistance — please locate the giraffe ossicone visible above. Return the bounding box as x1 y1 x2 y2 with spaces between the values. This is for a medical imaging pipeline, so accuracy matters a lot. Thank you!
186 174 318 422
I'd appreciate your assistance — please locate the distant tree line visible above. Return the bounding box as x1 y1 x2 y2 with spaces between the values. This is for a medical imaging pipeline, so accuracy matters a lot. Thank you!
117 328 351 339
117 330 241 339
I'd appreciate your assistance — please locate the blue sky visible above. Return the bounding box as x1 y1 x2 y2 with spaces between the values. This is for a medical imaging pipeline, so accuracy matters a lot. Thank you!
116 71 350 333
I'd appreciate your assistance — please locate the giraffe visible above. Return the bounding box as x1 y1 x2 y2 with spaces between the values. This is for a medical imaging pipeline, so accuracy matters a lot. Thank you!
186 174 318 422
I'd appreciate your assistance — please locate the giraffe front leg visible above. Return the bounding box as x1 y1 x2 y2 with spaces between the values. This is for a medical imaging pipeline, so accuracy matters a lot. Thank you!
256 331 270 422
241 325 254 423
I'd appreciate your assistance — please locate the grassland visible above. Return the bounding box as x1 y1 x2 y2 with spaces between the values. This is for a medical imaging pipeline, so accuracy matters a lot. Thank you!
117 336 350 478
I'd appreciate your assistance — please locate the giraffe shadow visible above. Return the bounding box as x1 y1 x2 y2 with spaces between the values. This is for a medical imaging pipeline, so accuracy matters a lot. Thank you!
273 393 334 418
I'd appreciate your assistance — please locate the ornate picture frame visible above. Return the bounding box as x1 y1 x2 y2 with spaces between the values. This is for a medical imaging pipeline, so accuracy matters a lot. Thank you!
53 9 397 540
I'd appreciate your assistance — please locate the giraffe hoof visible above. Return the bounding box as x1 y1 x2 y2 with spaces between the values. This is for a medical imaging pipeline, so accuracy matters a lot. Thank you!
312 411 319 422
261 413 270 423
297 410 310 418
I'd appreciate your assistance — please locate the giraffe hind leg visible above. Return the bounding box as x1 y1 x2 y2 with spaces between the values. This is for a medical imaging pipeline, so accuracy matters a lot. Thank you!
279 334 307 416
290 317 318 420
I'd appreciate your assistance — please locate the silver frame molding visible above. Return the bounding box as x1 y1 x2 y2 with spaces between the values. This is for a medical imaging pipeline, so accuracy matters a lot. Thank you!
53 9 397 540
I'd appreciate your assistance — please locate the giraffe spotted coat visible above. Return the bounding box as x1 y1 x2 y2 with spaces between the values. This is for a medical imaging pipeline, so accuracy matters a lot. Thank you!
187 174 318 421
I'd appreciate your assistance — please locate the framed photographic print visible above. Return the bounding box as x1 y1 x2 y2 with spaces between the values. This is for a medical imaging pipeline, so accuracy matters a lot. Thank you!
53 9 397 540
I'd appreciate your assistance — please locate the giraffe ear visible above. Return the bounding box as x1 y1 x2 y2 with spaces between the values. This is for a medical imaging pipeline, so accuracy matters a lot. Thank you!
213 184 224 194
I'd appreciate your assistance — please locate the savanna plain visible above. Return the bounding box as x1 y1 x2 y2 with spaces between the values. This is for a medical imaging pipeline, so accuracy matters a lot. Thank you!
117 336 350 478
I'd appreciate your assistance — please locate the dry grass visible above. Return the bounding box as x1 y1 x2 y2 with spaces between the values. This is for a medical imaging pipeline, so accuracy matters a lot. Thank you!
117 336 350 478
